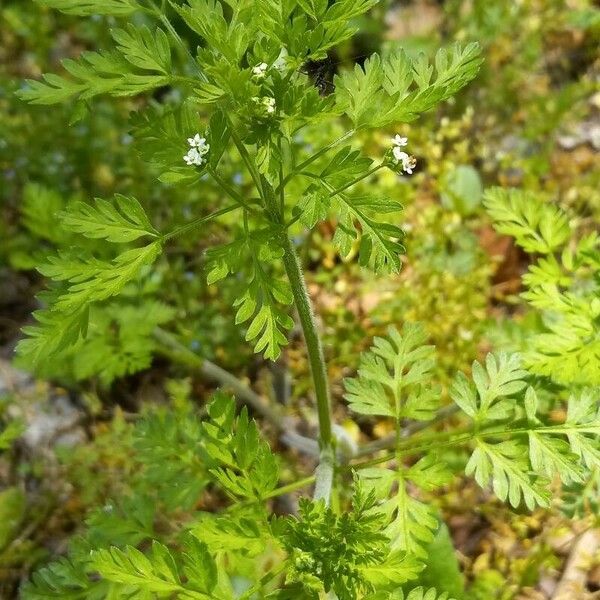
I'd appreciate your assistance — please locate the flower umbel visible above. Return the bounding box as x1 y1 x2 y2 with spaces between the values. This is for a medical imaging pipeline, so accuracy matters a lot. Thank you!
390 134 416 174
252 62 268 78
183 133 210 167
252 96 276 115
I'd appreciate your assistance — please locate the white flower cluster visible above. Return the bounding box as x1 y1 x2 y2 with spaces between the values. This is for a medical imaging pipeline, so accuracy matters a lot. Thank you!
252 62 268 78
183 133 210 167
252 95 276 115
391 134 417 175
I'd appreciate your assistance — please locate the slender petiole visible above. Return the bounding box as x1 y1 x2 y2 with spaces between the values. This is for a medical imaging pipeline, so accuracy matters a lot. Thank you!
161 205 240 242
276 129 356 192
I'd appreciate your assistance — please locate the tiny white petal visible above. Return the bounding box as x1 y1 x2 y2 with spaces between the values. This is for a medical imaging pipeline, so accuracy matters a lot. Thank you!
392 148 408 162
252 62 268 77
391 135 408 147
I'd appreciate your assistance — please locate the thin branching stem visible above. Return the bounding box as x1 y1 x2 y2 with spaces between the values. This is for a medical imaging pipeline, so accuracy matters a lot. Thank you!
277 129 356 192
206 166 259 214
351 418 600 470
227 119 266 200
161 205 240 242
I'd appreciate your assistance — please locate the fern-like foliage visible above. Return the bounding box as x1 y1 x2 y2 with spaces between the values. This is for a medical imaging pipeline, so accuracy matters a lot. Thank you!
17 195 163 368
450 352 528 422
298 147 405 273
206 228 294 360
18 26 172 104
90 536 223 599
345 326 447 559
347 326 599 518
22 554 108 600
35 0 139 15
282 483 421 599
451 357 600 509
21 0 483 364
60 195 159 243
18 299 174 387
334 43 482 128
484 188 570 254
20 183 71 246
201 393 280 501
359 466 442 558
485 187 600 385
256 0 379 62
344 323 439 420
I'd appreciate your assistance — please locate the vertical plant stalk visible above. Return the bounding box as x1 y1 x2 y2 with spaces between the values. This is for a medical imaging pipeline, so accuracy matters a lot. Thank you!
280 234 335 504
225 118 335 503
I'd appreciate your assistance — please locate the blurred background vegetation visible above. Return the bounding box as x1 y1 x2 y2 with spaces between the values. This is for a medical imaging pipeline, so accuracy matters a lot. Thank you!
0 0 599 598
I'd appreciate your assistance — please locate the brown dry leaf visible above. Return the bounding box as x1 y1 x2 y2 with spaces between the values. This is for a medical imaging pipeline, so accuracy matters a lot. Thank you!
478 226 524 296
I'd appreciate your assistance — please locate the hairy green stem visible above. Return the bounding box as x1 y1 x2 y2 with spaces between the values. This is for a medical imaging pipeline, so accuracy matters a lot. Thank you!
313 445 335 505
280 235 335 502
280 238 333 446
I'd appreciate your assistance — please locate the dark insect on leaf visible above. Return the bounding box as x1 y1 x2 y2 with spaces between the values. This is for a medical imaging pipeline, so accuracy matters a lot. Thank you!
301 56 337 96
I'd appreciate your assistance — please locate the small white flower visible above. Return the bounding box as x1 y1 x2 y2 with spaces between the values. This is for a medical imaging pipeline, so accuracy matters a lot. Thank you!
391 148 416 174
253 96 276 115
184 133 210 166
392 147 407 162
252 62 268 78
187 133 204 147
183 147 204 166
263 96 276 113
391 134 408 147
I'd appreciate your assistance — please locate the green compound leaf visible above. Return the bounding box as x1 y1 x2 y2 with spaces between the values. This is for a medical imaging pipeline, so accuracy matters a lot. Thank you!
35 0 139 15
359 468 439 558
484 187 571 254
283 483 420 599
450 352 528 421
344 323 439 420
21 555 108 599
359 551 423 588
206 229 293 360
17 242 162 367
112 25 172 74
18 45 172 105
60 195 158 243
335 43 482 128
39 243 162 313
466 439 550 510
201 394 280 501
90 536 219 598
